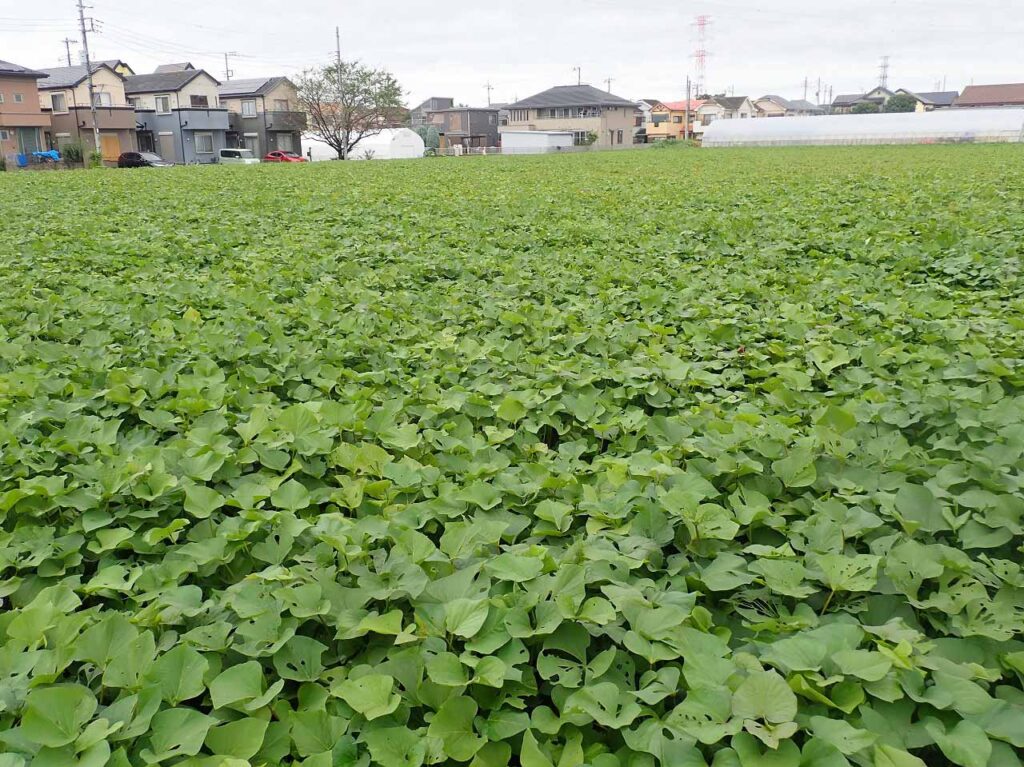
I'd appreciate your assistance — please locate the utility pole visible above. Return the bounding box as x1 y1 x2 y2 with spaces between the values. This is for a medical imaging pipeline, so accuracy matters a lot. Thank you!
573 66 581 86
222 52 238 81
879 55 890 89
484 81 493 106
684 76 691 141
76 0 101 158
803 77 809 101
604 77 613 93
336 26 346 160
61 37 77 67
815 77 821 105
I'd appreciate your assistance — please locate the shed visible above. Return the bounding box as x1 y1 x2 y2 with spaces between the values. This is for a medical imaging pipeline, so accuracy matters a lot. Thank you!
499 129 574 154
702 108 1024 147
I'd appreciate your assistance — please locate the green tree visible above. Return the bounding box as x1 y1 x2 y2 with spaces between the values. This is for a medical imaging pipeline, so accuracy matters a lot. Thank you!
883 94 919 113
297 59 404 159
851 101 881 114
424 126 440 150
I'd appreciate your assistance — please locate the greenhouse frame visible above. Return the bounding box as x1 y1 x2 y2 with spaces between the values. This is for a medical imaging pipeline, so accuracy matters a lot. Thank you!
701 107 1024 147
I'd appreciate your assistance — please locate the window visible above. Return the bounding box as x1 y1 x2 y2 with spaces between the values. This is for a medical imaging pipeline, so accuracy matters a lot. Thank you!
511 109 528 122
127 97 140 109
617 130 624 144
241 99 257 117
277 132 294 152
273 98 289 111
572 130 589 146
93 92 111 107
195 132 214 153
14 93 24 103
155 95 171 113
701 114 716 126
190 95 209 108
0 130 9 141
673 115 682 123
50 93 67 112
652 114 668 125
488 114 496 125
0 93 4 104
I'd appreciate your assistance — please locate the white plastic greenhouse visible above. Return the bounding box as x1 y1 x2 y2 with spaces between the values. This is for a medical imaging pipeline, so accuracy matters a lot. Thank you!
702 108 1024 148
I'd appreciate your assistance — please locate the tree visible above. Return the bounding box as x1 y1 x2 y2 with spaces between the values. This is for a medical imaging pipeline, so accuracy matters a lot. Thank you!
424 126 440 150
883 94 918 113
297 60 404 160
851 101 881 114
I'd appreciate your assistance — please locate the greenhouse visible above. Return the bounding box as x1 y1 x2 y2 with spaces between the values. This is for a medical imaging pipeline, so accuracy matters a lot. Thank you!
702 107 1024 147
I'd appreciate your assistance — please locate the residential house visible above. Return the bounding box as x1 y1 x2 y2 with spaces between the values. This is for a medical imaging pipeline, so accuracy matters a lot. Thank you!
490 102 511 127
893 90 958 111
97 59 135 77
37 62 137 162
647 100 703 140
410 97 454 126
426 105 500 148
125 66 228 163
695 95 756 136
954 83 1024 108
504 85 638 147
754 95 824 118
217 77 306 156
0 60 51 159
831 87 894 114
634 98 660 141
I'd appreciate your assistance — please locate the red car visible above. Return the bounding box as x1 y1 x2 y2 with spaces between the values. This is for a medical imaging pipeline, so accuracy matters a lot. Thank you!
263 150 307 163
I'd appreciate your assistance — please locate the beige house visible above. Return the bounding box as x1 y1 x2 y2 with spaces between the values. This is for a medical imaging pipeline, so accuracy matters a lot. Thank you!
504 85 638 148
218 77 306 156
0 59 51 158
37 62 137 162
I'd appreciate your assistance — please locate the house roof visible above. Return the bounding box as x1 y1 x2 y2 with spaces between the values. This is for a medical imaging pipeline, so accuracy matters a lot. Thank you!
712 95 751 111
787 99 824 112
429 106 499 113
217 76 291 98
124 69 216 94
832 93 863 106
659 100 704 111
37 63 120 89
910 90 959 106
509 84 637 109
955 83 1024 107
638 98 662 108
0 59 48 78
757 94 794 109
154 63 195 73
97 59 134 74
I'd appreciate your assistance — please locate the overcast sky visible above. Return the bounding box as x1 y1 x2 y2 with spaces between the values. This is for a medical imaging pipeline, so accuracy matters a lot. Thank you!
3 0 1022 107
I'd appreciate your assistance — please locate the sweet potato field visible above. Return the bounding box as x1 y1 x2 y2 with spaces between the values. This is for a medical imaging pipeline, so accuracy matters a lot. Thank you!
1 146 1023 767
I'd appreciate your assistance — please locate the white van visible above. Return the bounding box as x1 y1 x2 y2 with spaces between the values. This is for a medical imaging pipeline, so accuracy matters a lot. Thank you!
218 148 260 165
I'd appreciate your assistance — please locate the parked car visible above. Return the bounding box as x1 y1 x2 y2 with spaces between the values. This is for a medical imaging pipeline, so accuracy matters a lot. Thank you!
218 148 261 165
264 150 307 163
118 151 173 168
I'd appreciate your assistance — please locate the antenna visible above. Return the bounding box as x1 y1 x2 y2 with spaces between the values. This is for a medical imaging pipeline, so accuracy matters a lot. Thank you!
879 55 890 89
484 81 494 106
604 77 614 93
692 15 711 97
572 66 581 86
222 52 239 81
61 37 78 67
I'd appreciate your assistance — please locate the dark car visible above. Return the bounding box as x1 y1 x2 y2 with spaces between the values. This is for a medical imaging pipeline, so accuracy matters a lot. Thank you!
118 151 173 168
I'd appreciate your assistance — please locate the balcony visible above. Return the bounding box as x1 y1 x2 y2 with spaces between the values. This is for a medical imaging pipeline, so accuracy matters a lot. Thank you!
51 105 138 131
228 110 307 132
174 108 230 131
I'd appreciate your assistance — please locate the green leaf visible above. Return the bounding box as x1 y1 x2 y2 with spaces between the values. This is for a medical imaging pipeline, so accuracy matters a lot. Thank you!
144 644 209 705
272 635 326 681
19 685 97 747
183 483 225 518
809 717 876 755
427 696 485 762
772 449 817 488
334 673 401 720
924 719 991 767
204 717 269 759
209 661 265 710
520 730 555 767
363 726 426 767
444 598 490 638
732 670 798 724
140 707 215 763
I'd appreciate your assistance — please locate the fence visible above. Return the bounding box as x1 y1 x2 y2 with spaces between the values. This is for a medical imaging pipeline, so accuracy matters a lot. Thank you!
432 142 659 157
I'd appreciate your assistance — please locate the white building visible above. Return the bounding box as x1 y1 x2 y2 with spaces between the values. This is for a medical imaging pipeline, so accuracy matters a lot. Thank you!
301 128 425 161
499 129 574 154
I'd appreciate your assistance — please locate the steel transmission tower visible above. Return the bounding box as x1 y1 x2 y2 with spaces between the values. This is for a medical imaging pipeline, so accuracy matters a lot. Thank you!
692 15 711 97
879 55 890 89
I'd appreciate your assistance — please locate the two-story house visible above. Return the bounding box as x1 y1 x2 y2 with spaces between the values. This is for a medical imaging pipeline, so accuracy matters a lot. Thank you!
410 97 454 127
503 85 638 148
754 95 824 118
0 60 51 159
217 77 306 157
425 105 500 148
125 65 228 163
37 62 138 162
647 100 704 140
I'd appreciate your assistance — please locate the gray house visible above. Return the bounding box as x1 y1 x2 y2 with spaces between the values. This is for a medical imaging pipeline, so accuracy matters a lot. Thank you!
425 106 501 148
125 67 229 163
410 97 454 126
217 77 306 156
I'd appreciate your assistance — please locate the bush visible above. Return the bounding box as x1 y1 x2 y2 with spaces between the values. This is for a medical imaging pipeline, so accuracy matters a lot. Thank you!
852 101 881 114
88 150 104 168
884 94 919 113
62 141 84 163
0 156 6 172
